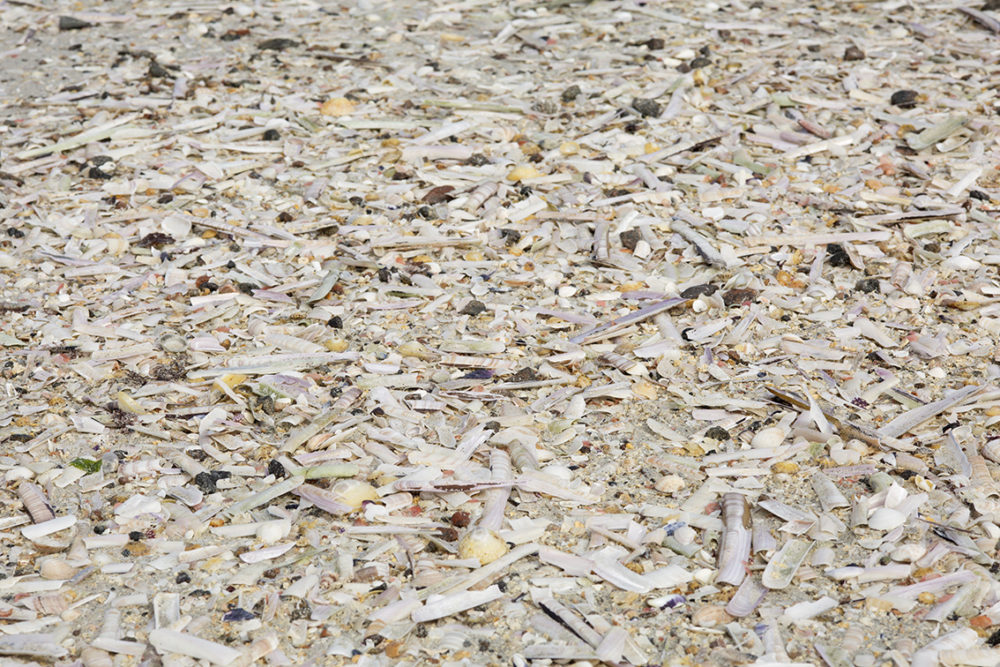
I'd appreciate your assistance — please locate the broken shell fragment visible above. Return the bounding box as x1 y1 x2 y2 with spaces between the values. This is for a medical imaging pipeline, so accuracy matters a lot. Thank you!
329 480 379 510
458 527 509 566
751 426 787 449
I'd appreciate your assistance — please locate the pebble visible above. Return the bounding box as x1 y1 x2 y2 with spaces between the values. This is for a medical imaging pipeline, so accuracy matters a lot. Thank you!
632 98 662 118
691 605 731 628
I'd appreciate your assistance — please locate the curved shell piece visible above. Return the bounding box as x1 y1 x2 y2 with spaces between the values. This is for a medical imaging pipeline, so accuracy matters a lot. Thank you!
762 539 812 590
716 492 752 586
725 575 767 618
18 482 55 524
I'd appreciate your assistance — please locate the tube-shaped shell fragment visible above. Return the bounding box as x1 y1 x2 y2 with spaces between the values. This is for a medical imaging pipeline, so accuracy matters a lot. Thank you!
717 492 752 586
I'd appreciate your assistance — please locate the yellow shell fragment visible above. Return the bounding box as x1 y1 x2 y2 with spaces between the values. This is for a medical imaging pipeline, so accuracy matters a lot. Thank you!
458 527 508 566
320 97 356 116
116 391 146 415
330 479 379 510
507 165 542 182
214 373 247 391
324 339 349 352
398 341 433 360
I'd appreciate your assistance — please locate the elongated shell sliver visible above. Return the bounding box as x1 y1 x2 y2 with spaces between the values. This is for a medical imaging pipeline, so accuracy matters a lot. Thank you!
762 539 812 589
717 493 752 586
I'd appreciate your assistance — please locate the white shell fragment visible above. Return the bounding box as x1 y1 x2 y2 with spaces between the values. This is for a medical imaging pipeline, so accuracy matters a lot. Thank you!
148 629 241 665
762 539 812 590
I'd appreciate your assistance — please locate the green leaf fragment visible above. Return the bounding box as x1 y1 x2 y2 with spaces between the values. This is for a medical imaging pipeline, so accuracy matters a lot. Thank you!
70 458 101 473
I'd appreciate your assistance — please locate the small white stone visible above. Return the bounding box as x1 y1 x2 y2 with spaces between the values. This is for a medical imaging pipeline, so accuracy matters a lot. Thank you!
751 426 787 449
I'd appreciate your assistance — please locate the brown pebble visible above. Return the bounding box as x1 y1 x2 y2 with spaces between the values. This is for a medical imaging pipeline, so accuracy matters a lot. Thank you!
450 510 471 527
844 45 865 61
722 288 758 307
692 604 732 628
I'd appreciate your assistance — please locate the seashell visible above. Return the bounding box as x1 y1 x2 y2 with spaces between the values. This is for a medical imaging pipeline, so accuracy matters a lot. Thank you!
868 508 906 531
465 181 499 212
80 647 113 667
118 458 165 480
257 519 291 545
507 165 542 182
654 474 685 494
890 543 927 563
811 472 849 511
725 576 767 618
23 592 69 615
18 482 55 524
157 331 188 353
983 438 1000 465
116 390 147 415
320 97 355 116
691 604 731 628
458 527 509 566
750 426 787 449
39 558 77 580
716 492 752 586
673 525 697 546
329 480 379 510
762 539 812 589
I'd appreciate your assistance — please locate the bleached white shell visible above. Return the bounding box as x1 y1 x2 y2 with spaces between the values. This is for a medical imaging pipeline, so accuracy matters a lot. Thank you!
868 508 906 531
890 543 927 563
751 427 787 449
673 525 697 546
39 558 78 580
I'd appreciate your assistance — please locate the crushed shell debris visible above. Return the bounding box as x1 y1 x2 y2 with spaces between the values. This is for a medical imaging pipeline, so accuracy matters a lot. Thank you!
2 0 1000 665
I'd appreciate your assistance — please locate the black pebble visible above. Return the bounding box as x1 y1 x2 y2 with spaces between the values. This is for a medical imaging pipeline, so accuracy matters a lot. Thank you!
128 531 143 541
632 98 661 118
855 278 880 293
499 228 521 246
890 90 918 108
619 228 641 251
844 45 865 61
268 459 286 478
459 299 486 316
509 368 539 383
194 471 217 494
827 243 852 267
465 153 490 166
970 190 989 201
680 284 718 299
58 16 92 30
148 61 170 78
688 56 711 69
175 571 191 584
263 129 281 141
561 85 581 103
223 608 256 622
327 315 343 328
258 38 298 51
705 426 729 441
641 37 665 50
